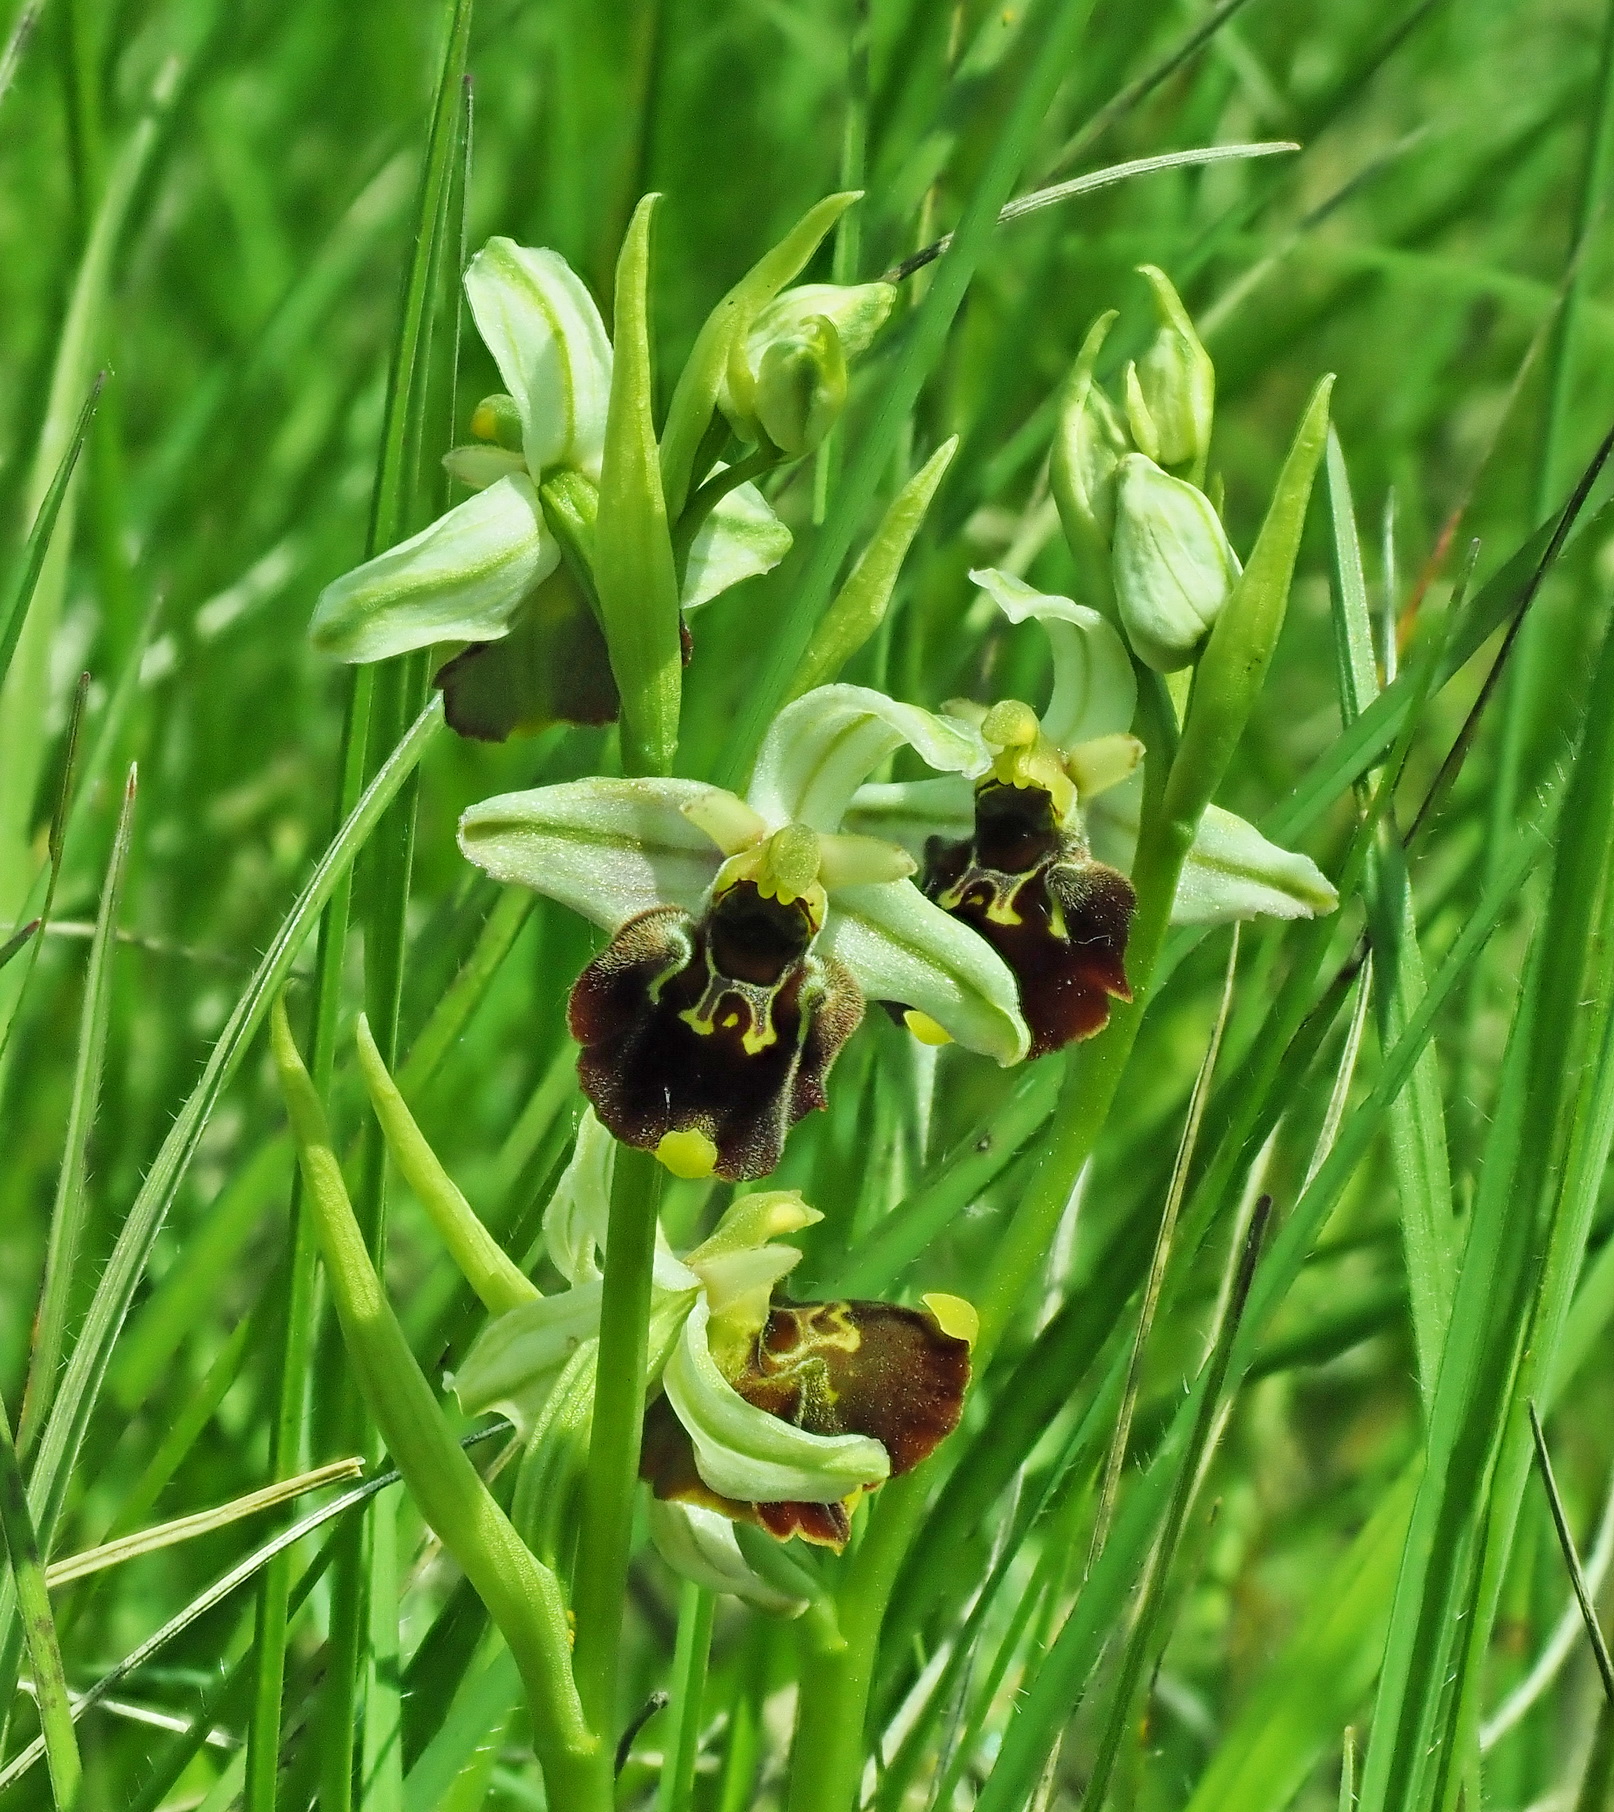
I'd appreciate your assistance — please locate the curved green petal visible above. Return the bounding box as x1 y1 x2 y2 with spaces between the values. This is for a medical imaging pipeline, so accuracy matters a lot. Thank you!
457 777 729 930
748 683 985 833
822 879 1030 1065
663 1301 889 1504
647 1498 810 1616
463 238 612 481
310 476 558 664
682 480 792 611
843 774 975 860
969 567 1137 748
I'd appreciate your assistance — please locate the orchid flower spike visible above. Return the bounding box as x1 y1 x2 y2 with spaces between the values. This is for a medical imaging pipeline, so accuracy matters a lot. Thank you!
307 237 791 733
455 1117 975 1583
844 570 1337 1055
458 684 1029 1181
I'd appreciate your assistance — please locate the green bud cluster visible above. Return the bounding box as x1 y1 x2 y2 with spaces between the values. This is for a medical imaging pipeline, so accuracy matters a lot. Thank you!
1052 266 1236 673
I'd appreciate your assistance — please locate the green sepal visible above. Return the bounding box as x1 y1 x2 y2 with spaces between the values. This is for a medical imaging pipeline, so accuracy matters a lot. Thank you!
1166 375 1334 829
660 191 861 518
594 194 683 778
787 436 958 700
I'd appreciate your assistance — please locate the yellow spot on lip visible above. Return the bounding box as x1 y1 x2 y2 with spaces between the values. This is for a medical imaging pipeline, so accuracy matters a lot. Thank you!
903 1009 953 1048
921 1292 979 1346
655 1128 719 1180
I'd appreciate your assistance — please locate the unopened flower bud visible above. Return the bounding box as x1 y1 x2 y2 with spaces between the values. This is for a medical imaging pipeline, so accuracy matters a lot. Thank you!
1052 312 1131 566
1112 454 1240 672
722 281 894 450
469 393 525 453
755 316 848 456
1132 265 1214 475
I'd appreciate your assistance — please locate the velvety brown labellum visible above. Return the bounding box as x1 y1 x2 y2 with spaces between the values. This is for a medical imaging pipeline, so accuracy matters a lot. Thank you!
569 883 864 1181
434 565 620 742
924 780 1134 1057
641 1297 971 1551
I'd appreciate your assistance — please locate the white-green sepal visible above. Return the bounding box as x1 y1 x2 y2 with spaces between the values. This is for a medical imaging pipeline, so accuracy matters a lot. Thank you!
663 1300 889 1503
463 238 613 482
310 475 558 663
748 281 895 362
683 480 793 611
452 1285 606 1432
1111 454 1240 672
1089 780 1336 925
749 683 986 833
442 444 528 492
823 880 1030 1065
969 567 1137 746
457 778 729 930
647 1499 809 1617
842 775 975 860
542 1109 615 1285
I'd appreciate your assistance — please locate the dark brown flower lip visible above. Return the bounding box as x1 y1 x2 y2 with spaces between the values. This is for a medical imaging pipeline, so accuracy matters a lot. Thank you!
641 1296 972 1553
568 888 864 1182
923 778 1135 1058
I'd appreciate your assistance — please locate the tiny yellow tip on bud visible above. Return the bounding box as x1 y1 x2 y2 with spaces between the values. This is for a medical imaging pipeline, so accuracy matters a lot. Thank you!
655 1129 719 1180
980 699 1040 751
470 400 499 442
922 1292 979 1347
904 1009 954 1048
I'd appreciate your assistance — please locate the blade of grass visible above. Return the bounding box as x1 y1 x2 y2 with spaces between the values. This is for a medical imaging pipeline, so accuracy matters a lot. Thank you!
0 1394 79 1808
655 1583 716 1812
17 763 137 1456
0 62 171 925
45 1456 364 1587
1086 927 1239 1577
256 9 473 1806
0 1423 505 1795
1326 432 1454 1400
0 373 102 693
1528 1404 1614 1707
0 696 445 1721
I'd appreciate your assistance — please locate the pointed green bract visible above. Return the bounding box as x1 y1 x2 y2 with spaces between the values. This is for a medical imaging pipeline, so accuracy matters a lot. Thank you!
789 438 958 699
594 194 682 777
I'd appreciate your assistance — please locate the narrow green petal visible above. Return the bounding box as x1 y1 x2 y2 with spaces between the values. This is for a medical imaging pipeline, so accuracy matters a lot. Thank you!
309 476 557 664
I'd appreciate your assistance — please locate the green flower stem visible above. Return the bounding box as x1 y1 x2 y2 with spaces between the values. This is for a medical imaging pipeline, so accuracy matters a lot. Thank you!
786 376 1334 1812
268 999 601 1806
0 1396 79 1811
655 1582 716 1812
571 1142 666 1744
